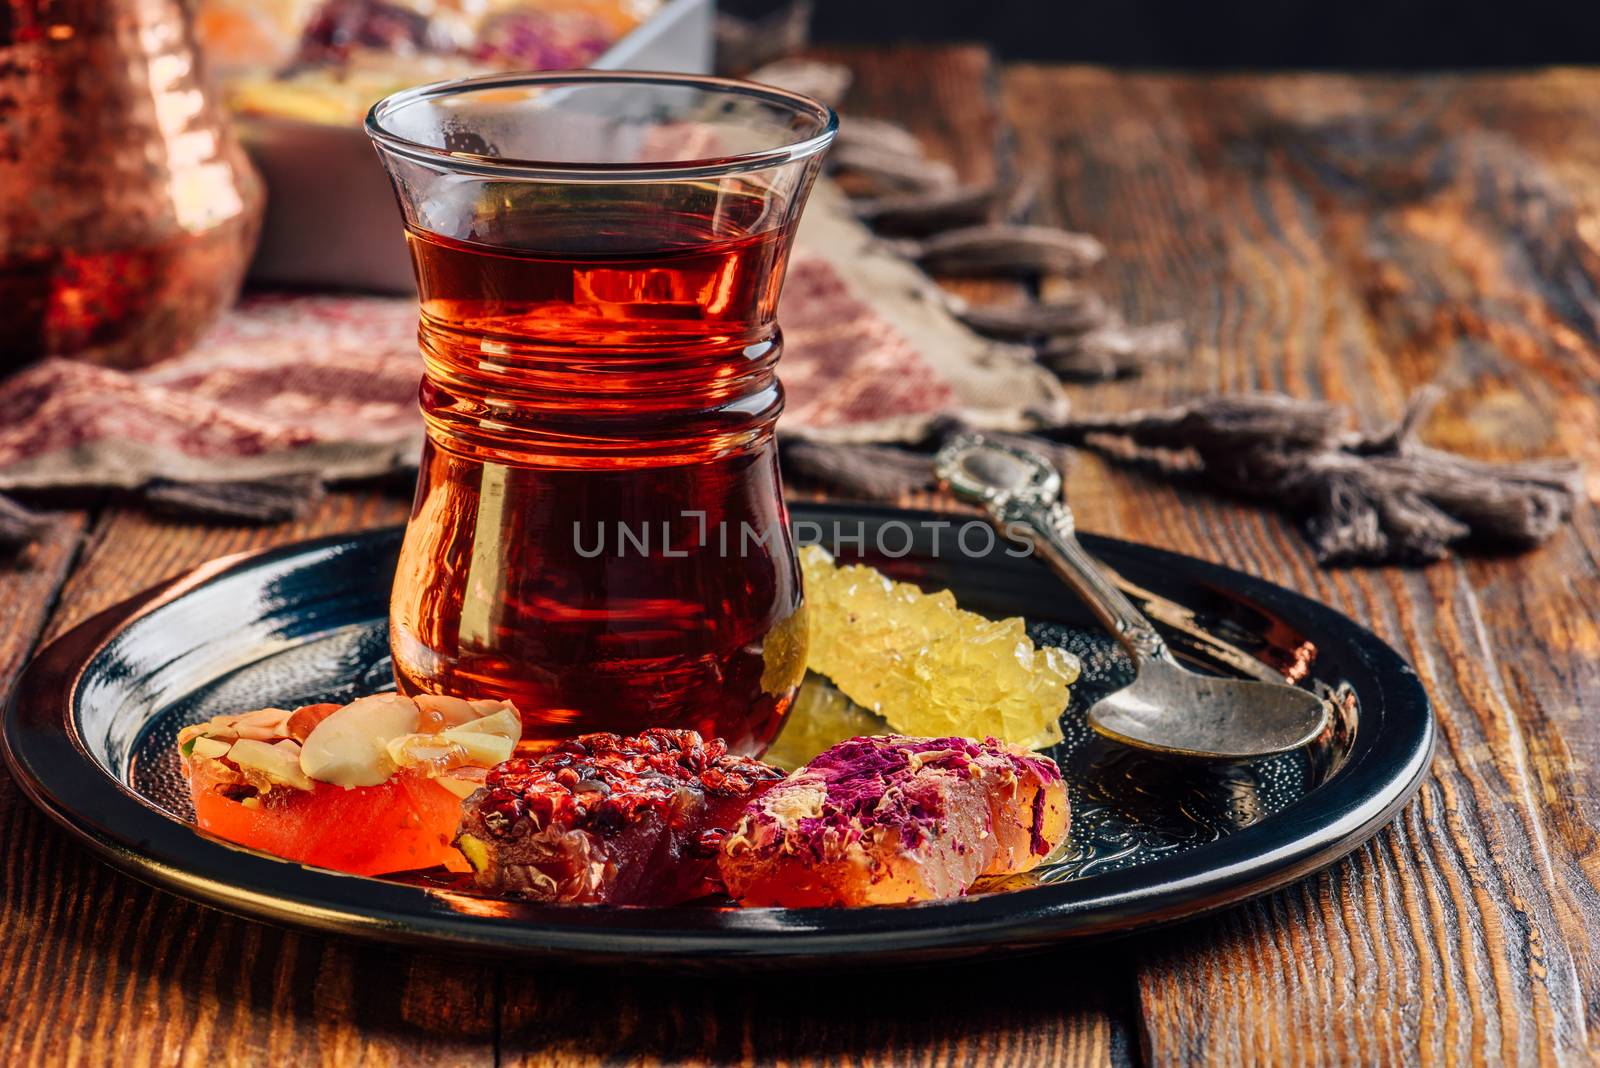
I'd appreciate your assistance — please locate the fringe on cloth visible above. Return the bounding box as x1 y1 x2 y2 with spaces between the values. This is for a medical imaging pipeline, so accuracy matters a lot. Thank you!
0 494 51 554
779 389 1583 566
0 474 329 558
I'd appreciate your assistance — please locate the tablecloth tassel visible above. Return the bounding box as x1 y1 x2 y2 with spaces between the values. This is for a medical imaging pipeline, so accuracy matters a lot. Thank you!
1043 389 1583 564
140 474 325 525
0 493 50 554
779 390 1582 566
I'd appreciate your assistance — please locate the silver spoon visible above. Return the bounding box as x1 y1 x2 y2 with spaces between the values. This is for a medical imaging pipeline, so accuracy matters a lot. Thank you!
935 433 1330 760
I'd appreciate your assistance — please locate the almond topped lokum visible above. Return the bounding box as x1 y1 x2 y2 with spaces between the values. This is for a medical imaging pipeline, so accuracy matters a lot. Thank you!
454 729 785 905
177 693 521 876
719 735 1068 907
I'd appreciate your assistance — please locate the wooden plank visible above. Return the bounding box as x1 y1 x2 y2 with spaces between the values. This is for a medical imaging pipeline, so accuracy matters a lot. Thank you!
0 512 88 693
40 494 407 640
0 493 503 1068
808 43 1029 313
1003 65 1600 1065
498 949 1137 1067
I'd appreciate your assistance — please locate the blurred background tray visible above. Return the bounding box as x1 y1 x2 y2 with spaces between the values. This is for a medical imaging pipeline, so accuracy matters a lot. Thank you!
243 0 714 292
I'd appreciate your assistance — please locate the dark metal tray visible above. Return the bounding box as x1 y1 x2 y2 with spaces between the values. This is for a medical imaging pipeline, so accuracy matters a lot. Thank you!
2 503 1433 966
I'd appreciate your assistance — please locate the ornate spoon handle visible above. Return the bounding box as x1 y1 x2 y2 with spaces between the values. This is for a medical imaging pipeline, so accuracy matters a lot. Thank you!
935 432 1175 666
995 496 1174 666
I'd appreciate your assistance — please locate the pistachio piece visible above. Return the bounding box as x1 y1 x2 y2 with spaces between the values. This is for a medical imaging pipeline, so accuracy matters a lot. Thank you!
228 738 314 791
299 693 420 787
456 833 490 871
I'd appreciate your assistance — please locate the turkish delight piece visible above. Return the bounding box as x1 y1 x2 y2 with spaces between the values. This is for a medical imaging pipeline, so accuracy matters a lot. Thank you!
719 735 1068 906
176 693 519 876
454 729 784 905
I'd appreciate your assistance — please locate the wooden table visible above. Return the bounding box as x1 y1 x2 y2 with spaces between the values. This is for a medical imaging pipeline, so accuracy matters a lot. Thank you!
4 46 1599 1066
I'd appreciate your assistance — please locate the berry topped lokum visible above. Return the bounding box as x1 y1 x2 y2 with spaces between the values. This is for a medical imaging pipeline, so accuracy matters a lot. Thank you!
454 729 785 905
719 735 1069 906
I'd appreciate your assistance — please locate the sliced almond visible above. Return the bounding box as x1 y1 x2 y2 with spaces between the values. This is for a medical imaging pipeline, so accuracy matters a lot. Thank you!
180 707 296 746
188 736 232 760
235 707 293 727
443 709 521 743
437 730 514 767
176 722 210 746
413 694 487 728
385 733 465 773
434 772 486 800
179 719 238 745
299 693 420 787
228 721 289 742
229 738 314 791
223 708 295 741
287 703 340 742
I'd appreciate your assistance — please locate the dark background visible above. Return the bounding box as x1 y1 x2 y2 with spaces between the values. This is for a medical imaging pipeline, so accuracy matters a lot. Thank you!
728 0 1600 68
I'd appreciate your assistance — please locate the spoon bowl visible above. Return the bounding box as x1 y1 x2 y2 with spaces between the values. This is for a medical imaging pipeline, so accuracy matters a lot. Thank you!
1087 657 1331 759
936 433 1331 761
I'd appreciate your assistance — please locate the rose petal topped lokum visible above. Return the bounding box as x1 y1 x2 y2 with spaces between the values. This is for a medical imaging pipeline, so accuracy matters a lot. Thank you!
719 735 1068 906
454 728 784 905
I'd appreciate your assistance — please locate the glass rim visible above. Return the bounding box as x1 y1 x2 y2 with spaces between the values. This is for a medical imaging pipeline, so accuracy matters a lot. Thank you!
365 69 839 182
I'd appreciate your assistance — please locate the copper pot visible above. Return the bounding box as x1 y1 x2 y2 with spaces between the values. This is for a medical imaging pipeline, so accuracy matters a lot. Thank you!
0 0 264 370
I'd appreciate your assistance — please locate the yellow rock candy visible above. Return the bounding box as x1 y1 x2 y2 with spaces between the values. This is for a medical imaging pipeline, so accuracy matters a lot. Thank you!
799 544 1079 750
